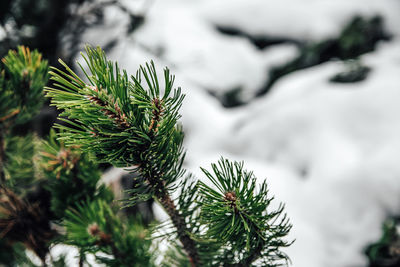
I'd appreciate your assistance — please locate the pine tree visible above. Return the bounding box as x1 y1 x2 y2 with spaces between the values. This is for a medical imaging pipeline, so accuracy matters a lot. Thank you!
0 45 293 266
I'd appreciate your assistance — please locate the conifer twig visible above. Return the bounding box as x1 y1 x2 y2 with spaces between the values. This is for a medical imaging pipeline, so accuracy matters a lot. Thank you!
86 85 130 129
149 175 199 266
0 109 20 123
137 98 199 266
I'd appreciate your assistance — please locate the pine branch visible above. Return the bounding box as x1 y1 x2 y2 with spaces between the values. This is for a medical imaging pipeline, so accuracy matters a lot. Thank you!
86 85 130 129
198 158 293 266
134 95 199 265
45 45 293 266
144 169 200 263
46 45 199 265
0 46 47 184
0 109 20 123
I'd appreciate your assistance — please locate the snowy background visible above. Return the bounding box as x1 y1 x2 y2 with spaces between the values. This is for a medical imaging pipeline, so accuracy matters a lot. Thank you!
65 0 400 266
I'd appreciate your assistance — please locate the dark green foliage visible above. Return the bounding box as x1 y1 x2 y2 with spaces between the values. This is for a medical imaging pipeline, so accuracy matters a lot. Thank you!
64 199 153 266
0 240 43 267
51 254 69 267
365 217 400 267
3 134 36 191
0 45 48 188
198 158 292 266
338 16 389 58
0 46 51 265
0 239 34 267
40 129 112 218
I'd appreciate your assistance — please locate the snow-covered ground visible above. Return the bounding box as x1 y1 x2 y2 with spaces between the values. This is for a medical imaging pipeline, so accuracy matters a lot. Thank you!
62 0 400 266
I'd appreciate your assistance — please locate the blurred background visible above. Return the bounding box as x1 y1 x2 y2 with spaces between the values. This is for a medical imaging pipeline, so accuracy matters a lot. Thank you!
1 0 400 266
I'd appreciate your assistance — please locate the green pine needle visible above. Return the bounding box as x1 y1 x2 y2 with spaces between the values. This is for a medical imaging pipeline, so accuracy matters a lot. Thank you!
198 158 293 266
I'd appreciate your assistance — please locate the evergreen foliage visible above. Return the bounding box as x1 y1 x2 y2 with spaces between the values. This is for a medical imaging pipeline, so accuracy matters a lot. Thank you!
3 134 36 191
44 45 293 266
198 159 292 266
0 46 48 125
64 199 153 267
0 46 51 266
0 46 153 266
0 44 293 266
40 129 112 218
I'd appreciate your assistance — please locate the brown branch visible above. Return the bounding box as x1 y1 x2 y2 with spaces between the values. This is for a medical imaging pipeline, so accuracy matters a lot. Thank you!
141 162 199 266
86 87 130 129
0 109 20 123
87 92 200 264
138 98 199 266
157 190 199 266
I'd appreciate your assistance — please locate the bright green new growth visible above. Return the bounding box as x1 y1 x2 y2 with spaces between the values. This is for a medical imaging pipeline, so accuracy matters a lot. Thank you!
46 45 292 266
0 46 48 125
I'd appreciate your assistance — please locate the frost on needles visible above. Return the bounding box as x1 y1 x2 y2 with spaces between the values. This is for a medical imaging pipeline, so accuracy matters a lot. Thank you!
45 45 293 266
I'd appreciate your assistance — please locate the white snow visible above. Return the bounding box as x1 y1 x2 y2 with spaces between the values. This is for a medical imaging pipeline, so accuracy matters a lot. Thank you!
58 0 400 266
200 0 400 40
208 41 400 266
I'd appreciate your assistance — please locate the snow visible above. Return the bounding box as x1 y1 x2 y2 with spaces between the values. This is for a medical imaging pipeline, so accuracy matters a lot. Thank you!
200 0 400 40
133 2 269 99
54 0 400 266
210 41 400 266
